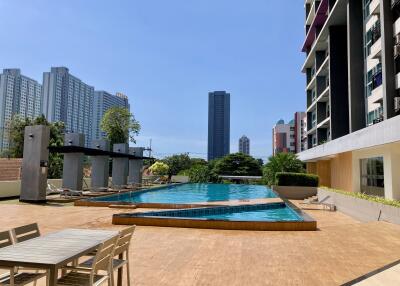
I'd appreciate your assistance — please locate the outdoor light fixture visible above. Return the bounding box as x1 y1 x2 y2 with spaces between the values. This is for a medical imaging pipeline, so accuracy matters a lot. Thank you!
68 140 73 145
28 134 34 139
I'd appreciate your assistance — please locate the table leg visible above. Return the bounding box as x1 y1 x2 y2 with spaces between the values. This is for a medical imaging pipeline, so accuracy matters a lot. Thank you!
49 266 57 286
117 253 123 286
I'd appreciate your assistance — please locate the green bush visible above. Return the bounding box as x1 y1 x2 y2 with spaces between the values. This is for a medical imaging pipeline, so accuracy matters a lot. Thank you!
275 172 319 187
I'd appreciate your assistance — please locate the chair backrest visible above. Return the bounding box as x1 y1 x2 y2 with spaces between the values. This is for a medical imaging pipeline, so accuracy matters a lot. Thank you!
11 223 40 243
0 230 13 248
114 226 136 257
92 235 119 272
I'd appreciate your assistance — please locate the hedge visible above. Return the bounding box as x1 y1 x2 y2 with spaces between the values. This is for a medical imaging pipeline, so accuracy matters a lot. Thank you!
275 172 319 187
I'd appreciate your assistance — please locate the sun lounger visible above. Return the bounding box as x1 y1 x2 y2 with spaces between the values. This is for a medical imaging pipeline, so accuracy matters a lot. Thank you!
300 195 336 211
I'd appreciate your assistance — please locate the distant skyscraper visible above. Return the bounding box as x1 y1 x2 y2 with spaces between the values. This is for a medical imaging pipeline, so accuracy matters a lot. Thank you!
42 67 94 146
272 119 295 156
238 135 250 155
208 91 230 161
0 69 42 151
93 91 130 140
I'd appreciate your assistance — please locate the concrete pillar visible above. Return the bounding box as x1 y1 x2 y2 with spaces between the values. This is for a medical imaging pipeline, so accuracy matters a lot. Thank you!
62 133 84 191
112 143 128 187
128 147 144 185
20 125 50 202
383 148 400 200
91 140 110 189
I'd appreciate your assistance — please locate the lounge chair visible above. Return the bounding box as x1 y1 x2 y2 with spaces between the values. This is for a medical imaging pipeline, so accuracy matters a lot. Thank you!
300 195 335 211
46 183 63 195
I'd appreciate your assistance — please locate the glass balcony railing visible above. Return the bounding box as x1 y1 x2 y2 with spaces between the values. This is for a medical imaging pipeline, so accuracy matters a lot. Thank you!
371 71 382 90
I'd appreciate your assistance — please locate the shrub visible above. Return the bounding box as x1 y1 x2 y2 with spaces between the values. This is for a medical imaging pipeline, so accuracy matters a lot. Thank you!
149 161 169 176
188 165 219 183
275 172 319 187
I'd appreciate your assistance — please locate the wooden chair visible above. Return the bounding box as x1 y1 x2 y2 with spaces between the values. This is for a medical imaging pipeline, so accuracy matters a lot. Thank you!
80 226 136 286
11 223 40 243
57 235 119 286
0 230 48 286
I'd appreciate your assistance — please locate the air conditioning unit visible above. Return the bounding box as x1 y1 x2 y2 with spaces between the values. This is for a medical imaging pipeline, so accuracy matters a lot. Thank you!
395 34 400 45
395 97 400 112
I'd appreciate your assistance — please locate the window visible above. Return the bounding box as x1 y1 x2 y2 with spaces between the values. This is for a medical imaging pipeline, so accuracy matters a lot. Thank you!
360 157 384 197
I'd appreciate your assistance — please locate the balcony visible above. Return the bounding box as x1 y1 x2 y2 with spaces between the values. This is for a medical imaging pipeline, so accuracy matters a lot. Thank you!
370 0 380 15
302 0 328 53
370 36 382 59
369 85 383 106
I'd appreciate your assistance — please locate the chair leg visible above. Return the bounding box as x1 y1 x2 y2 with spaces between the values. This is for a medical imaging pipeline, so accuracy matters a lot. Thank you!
46 269 50 286
126 262 131 286
33 269 39 286
110 269 115 286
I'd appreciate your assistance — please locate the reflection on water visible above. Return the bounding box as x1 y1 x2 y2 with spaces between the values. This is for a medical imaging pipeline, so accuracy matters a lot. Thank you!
95 183 276 204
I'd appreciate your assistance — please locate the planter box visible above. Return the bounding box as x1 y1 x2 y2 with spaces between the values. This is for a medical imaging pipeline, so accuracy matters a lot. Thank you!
318 188 400 224
272 186 317 200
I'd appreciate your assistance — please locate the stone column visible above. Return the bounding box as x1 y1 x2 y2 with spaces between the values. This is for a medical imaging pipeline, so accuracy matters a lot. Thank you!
91 140 110 190
62 133 85 191
128 147 145 185
20 125 50 202
112 143 129 187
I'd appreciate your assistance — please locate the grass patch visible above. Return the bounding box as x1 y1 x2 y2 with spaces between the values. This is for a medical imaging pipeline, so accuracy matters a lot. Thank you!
321 187 400 208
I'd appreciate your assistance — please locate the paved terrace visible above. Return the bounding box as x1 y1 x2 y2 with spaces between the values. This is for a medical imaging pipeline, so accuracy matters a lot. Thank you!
0 201 399 285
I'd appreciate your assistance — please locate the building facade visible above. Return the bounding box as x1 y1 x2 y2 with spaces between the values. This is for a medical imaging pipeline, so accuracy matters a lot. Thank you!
238 135 250 155
0 69 42 151
42 67 94 146
299 0 400 200
208 91 230 161
92 91 130 141
294 111 307 153
272 119 295 156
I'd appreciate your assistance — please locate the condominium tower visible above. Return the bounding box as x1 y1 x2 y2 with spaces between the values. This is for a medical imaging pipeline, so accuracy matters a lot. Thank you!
272 119 295 155
42 67 94 146
208 91 230 161
299 0 400 200
294 111 307 153
0 69 42 151
239 135 250 155
92 91 130 140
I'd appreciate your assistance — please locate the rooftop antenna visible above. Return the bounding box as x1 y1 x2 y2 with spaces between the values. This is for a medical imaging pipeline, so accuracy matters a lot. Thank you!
144 138 152 158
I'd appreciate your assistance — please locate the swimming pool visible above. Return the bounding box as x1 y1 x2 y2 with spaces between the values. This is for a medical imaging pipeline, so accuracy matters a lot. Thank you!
90 183 277 205
120 203 303 222
112 201 317 231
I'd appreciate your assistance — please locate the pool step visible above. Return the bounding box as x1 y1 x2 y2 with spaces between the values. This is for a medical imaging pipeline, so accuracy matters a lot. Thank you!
109 204 137 209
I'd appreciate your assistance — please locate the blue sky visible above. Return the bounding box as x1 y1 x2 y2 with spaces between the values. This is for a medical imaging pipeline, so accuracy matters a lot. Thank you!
0 0 305 160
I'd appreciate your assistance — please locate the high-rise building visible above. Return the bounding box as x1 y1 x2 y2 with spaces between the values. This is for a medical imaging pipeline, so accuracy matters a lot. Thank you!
42 67 94 146
92 91 130 140
272 119 295 156
208 91 230 161
299 0 400 199
0 69 42 151
294 112 307 153
238 135 250 155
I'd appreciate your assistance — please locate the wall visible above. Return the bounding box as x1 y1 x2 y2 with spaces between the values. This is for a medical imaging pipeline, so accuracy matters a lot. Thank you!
330 152 353 192
306 161 331 187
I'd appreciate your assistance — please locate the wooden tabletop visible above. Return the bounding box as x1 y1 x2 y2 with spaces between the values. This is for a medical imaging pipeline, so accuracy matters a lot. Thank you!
0 228 119 285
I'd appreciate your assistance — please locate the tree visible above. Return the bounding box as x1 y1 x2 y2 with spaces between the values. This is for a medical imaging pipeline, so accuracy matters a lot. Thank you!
100 107 140 146
188 164 218 183
213 153 263 176
162 153 192 177
7 114 65 178
149 161 169 176
263 153 305 186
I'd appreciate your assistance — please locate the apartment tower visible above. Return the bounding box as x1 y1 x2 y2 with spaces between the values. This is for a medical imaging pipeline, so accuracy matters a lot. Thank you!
239 135 250 155
0 69 42 151
92 91 130 141
208 91 230 161
42 67 94 146
272 119 295 156
299 0 400 199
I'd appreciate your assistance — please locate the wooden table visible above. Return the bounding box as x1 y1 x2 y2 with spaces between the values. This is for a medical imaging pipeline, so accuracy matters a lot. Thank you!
0 228 119 286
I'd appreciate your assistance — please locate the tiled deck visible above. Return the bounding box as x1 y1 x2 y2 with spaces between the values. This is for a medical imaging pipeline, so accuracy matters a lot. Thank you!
0 201 400 285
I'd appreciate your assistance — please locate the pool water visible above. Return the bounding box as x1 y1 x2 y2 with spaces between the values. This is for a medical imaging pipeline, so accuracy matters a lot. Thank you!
93 183 277 204
126 203 303 222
